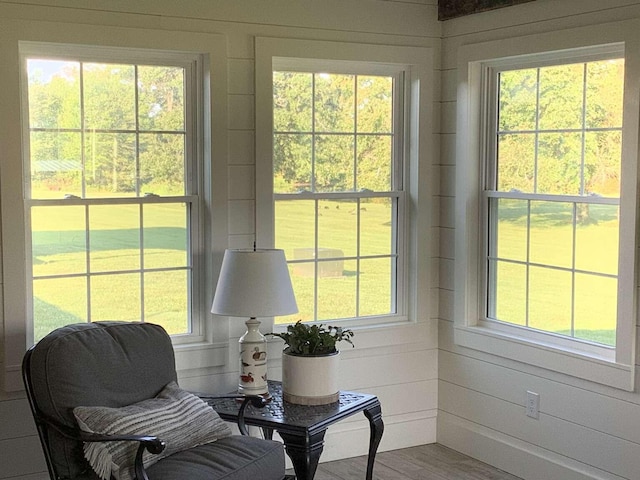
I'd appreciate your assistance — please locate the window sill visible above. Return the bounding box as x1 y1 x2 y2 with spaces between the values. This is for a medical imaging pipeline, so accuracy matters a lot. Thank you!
454 324 635 391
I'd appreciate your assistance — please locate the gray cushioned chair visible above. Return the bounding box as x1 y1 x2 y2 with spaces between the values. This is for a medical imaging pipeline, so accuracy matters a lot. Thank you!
22 321 292 480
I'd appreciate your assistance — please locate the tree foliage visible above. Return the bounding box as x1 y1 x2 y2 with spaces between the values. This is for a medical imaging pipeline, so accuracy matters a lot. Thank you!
273 71 393 194
497 59 624 198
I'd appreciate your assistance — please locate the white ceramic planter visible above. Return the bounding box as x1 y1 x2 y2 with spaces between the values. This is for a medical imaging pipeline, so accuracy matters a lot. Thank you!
282 351 340 405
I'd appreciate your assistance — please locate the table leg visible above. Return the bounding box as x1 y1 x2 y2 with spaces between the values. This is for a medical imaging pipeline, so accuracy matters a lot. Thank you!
363 401 384 480
279 430 326 480
261 427 274 440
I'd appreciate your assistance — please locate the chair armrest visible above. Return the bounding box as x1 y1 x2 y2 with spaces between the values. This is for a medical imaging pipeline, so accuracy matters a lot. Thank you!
197 394 267 436
42 414 165 480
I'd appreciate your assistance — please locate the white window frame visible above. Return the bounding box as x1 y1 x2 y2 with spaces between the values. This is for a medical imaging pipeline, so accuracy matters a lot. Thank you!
454 24 639 391
255 37 434 332
21 42 204 345
1 22 229 392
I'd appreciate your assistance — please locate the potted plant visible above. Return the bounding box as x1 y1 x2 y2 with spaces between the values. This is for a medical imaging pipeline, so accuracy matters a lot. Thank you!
269 321 354 405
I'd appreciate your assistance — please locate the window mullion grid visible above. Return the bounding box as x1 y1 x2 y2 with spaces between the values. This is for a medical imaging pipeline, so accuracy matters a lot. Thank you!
486 68 499 320
570 62 590 339
79 63 92 323
353 75 361 318
314 198 319 322
85 204 92 323
134 65 146 323
533 68 541 194
311 74 318 321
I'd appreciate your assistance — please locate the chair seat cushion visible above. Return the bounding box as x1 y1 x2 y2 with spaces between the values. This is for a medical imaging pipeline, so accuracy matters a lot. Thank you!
146 435 285 480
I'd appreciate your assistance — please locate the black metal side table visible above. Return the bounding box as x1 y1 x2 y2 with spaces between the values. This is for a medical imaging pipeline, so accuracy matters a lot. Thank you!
202 380 384 480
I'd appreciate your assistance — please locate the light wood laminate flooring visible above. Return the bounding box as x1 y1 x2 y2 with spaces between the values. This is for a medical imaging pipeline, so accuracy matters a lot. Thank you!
302 444 523 480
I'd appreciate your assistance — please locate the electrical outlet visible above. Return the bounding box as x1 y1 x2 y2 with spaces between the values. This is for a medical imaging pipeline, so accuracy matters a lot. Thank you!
526 391 539 419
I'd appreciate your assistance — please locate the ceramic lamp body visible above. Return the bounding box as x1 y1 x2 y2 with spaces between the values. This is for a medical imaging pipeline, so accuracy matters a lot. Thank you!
282 351 340 405
238 318 268 396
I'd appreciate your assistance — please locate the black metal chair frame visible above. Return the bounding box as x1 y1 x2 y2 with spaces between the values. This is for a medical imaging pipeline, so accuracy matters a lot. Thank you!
22 345 291 480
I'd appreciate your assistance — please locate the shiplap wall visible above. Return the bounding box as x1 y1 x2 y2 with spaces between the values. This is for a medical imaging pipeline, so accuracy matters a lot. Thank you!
0 0 440 478
438 1 640 479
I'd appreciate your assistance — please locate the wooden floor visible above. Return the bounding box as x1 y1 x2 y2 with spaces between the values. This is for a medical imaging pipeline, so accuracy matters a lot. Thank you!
302 444 523 480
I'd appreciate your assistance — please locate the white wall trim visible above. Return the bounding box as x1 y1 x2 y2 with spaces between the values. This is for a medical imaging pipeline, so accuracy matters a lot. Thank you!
438 412 625 480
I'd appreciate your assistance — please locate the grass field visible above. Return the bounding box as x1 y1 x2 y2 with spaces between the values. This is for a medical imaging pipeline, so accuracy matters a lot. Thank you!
30 195 619 346
492 199 618 346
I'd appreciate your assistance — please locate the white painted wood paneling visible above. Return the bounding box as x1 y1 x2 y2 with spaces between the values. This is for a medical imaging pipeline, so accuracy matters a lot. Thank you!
0 1 440 478
228 130 255 166
228 165 255 200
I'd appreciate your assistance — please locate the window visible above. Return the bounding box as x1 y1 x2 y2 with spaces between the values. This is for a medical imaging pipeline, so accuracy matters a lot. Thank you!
455 34 638 391
487 55 624 346
272 63 404 324
255 38 433 331
21 44 202 344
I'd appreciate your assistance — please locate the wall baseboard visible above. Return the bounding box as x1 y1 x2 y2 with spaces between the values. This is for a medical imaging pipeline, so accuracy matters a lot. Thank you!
437 412 624 480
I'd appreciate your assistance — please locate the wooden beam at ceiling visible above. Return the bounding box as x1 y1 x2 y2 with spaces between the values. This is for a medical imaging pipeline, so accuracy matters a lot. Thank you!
438 0 535 21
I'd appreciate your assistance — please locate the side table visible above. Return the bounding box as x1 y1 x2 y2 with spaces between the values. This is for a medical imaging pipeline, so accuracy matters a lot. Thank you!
201 380 384 480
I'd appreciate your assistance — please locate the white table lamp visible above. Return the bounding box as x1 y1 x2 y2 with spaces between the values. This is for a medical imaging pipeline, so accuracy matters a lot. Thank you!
211 249 298 398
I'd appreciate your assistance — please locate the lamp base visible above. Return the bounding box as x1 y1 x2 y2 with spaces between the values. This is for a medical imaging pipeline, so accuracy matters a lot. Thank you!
238 317 270 397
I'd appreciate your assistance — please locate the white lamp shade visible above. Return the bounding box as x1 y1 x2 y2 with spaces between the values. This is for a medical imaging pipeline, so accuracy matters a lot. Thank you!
211 249 298 317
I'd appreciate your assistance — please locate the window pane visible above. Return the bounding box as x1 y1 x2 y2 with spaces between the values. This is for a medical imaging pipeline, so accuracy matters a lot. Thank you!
491 260 526 325
360 197 394 257
497 133 535 193
91 273 141 321
317 259 356 320
84 63 136 130
314 74 355 133
143 203 188 269
30 131 83 199
139 133 185 196
145 270 188 334
318 199 357 258
575 204 619 275
138 65 185 132
275 200 315 261
537 132 582 195
89 204 140 272
274 133 312 193
357 135 392 191
84 132 137 197
357 76 393 133
33 277 87 343
27 60 80 130
574 273 616 346
273 71 312 132
529 201 573 268
538 63 584 130
495 198 527 262
359 257 393 317
498 68 537 132
286 263 314 324
585 59 624 129
32 206 87 277
315 134 355 192
528 266 572 334
584 131 621 197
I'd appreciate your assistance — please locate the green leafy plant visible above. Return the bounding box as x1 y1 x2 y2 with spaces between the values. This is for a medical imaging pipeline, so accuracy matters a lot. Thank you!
269 320 354 355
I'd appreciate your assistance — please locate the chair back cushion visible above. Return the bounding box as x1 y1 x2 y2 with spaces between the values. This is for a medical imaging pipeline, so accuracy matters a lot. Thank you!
27 322 177 479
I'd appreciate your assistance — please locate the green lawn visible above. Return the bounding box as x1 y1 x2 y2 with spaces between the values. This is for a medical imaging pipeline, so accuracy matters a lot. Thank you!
31 195 619 346
493 200 618 346
31 200 189 341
